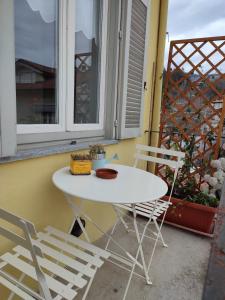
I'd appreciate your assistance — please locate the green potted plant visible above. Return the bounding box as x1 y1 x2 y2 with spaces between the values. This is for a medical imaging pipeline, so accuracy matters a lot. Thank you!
89 144 106 170
89 144 106 160
162 135 220 234
89 144 119 171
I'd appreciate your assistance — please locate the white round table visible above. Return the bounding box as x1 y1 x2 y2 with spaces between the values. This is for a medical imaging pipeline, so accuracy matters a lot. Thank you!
52 164 168 204
52 164 168 289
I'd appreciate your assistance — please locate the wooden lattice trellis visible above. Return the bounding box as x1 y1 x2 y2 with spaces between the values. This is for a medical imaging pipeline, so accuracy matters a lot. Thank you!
158 36 225 189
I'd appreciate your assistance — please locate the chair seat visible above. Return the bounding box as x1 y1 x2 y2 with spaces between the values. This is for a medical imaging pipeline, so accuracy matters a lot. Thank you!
115 199 171 220
0 226 110 300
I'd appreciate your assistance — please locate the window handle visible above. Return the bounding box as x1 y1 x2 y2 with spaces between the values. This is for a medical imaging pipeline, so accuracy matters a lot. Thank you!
144 81 147 91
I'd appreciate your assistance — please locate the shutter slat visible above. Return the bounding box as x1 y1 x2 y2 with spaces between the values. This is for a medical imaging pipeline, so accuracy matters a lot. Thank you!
126 125 140 128
127 101 142 107
129 52 145 68
127 90 142 99
132 6 146 22
128 77 143 86
131 17 146 36
128 66 143 78
129 44 145 58
126 124 140 128
127 85 142 93
131 20 146 37
126 116 141 121
130 28 145 45
127 100 142 107
128 60 144 74
133 0 146 15
128 72 143 82
128 53 145 68
125 119 140 122
126 106 141 112
127 97 142 103
130 29 145 46
128 78 143 88
126 105 142 111
126 114 141 119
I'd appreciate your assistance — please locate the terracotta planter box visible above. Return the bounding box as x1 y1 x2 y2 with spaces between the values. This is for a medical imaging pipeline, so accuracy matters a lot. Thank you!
162 196 217 234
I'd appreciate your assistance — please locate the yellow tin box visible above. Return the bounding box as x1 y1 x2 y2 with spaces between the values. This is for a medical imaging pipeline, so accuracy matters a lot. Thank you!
70 159 92 175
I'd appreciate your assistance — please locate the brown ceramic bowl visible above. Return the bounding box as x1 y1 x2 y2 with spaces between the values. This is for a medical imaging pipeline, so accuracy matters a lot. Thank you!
95 168 118 179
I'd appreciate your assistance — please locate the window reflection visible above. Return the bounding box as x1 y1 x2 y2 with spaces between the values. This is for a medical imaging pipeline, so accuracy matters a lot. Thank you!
14 0 58 124
74 0 100 124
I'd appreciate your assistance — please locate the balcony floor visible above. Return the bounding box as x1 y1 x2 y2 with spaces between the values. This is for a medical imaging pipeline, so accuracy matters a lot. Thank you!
79 217 211 300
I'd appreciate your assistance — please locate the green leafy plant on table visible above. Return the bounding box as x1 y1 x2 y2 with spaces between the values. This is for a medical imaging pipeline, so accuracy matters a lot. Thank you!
89 144 106 159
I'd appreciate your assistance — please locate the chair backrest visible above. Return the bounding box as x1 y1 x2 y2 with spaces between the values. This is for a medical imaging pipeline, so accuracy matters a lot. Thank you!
134 144 185 201
0 208 52 299
134 144 185 170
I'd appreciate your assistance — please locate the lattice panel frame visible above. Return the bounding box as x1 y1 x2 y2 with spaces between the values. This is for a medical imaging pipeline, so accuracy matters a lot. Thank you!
158 36 225 190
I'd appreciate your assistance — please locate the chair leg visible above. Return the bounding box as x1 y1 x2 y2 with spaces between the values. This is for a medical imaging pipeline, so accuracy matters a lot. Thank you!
147 218 168 276
153 218 168 248
82 268 96 300
131 205 151 285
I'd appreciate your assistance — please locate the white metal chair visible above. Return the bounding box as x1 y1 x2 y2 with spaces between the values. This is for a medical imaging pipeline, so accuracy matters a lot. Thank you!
0 208 110 300
112 144 185 273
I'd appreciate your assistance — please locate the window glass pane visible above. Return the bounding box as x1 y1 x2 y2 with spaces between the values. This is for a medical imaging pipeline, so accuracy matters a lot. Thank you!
14 0 58 124
74 0 100 124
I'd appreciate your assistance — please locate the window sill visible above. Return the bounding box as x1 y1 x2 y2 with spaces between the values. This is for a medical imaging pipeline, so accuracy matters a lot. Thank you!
0 139 118 164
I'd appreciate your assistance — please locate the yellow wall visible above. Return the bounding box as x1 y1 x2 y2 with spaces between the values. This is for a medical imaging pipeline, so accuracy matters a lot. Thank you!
150 0 169 148
0 0 168 296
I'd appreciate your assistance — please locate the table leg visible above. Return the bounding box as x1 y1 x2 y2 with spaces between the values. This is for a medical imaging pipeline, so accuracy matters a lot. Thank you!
64 194 145 270
113 205 130 232
65 194 91 243
104 221 117 251
122 205 153 300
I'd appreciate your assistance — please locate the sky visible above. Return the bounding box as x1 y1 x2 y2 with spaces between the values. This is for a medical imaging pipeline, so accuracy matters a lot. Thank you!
165 0 225 70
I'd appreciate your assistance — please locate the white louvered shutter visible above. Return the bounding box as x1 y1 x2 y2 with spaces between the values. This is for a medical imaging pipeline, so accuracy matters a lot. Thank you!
118 0 149 139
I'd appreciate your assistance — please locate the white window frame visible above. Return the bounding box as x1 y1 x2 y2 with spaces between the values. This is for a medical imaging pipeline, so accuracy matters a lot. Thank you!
66 0 108 132
16 0 108 135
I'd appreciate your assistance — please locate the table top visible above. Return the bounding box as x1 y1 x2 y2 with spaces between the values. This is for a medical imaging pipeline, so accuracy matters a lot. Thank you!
52 164 168 204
